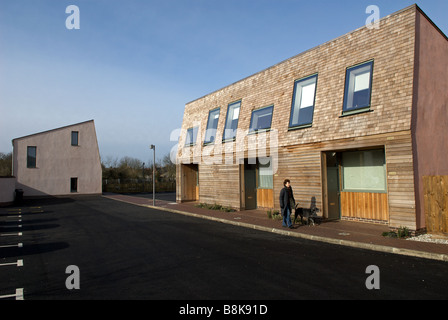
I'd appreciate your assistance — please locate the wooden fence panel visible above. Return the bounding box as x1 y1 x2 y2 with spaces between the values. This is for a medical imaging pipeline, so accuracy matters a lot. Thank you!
423 176 448 235
341 192 389 222
257 189 274 209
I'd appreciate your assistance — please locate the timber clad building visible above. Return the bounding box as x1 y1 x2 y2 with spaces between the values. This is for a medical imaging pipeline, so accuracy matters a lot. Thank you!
176 5 448 232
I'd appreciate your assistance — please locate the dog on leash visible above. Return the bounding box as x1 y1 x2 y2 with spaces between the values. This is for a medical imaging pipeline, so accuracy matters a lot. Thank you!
294 204 321 226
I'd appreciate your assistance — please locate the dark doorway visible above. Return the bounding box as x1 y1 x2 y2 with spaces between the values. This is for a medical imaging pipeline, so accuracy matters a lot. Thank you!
326 152 340 220
71 178 78 193
244 161 257 210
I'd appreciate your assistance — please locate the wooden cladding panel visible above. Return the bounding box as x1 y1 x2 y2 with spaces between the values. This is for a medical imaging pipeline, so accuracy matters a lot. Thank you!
257 189 274 208
341 192 389 221
180 164 198 201
385 132 416 228
423 176 448 235
198 163 241 209
276 147 322 210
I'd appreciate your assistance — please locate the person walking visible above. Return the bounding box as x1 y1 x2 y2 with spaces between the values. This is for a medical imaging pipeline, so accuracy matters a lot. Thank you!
280 179 295 229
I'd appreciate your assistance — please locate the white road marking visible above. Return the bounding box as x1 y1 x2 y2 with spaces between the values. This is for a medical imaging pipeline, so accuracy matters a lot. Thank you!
0 259 24 267
0 243 23 249
0 289 24 300
1 232 22 237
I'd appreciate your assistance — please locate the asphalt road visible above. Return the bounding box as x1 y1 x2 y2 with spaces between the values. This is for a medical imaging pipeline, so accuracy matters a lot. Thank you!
1 195 447 302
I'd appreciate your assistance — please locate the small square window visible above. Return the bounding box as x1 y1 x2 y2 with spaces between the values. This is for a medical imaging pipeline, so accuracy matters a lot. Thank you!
185 127 199 146
343 61 374 113
71 131 79 146
249 105 274 133
71 178 78 193
27 146 37 168
223 100 241 141
204 108 220 145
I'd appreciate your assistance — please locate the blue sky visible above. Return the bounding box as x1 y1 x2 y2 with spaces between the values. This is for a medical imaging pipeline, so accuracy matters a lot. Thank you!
0 0 447 164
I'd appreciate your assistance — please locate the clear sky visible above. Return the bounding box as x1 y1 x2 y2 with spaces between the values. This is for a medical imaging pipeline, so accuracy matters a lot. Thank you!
1 0 447 164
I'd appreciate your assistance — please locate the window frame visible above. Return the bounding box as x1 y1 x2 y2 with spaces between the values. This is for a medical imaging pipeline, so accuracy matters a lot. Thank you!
257 157 273 190
341 149 387 194
249 105 274 134
71 131 79 146
203 107 221 145
27 146 37 168
289 74 318 130
222 100 241 142
342 60 374 115
185 126 199 147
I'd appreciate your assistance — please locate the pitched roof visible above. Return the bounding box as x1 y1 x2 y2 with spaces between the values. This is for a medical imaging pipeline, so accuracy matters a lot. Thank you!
12 120 95 143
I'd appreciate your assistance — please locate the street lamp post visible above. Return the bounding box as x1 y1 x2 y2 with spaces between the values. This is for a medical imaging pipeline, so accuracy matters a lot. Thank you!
142 162 145 192
150 145 156 206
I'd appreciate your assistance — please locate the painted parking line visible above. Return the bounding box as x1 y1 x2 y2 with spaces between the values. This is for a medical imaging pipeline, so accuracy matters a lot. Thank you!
0 289 24 300
0 243 23 249
0 232 23 237
0 225 22 229
0 259 24 267
6 209 22 214
5 216 22 221
1 210 26 300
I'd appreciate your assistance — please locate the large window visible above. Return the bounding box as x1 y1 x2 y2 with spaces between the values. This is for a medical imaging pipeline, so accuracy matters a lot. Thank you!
185 127 199 146
249 105 274 133
223 100 241 142
27 146 37 168
289 74 318 128
343 61 374 114
204 108 220 145
342 149 386 193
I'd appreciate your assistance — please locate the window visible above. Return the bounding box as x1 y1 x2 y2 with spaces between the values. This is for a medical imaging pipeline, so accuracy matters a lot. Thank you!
290 74 318 128
343 61 374 113
249 105 274 133
71 131 79 146
342 149 386 193
258 157 273 189
204 108 220 145
27 146 37 168
223 100 241 142
71 178 78 193
185 127 199 146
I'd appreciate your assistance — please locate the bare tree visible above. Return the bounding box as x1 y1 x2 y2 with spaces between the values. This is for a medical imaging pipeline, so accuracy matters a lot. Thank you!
0 152 12 177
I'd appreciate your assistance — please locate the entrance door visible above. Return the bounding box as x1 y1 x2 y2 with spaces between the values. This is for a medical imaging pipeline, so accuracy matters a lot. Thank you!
244 162 257 210
326 152 340 220
182 164 199 201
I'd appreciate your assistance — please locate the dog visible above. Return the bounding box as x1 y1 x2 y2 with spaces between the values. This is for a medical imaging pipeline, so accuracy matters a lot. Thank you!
294 204 321 226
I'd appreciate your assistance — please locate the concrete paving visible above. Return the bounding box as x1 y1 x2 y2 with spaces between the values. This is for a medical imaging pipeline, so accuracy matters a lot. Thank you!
103 193 448 262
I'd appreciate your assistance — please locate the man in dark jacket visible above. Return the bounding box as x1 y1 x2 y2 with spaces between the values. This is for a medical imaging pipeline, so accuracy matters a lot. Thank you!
279 179 295 229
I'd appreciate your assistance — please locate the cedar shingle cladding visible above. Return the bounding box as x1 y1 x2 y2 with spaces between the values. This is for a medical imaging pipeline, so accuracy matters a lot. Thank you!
180 6 416 149
177 5 435 230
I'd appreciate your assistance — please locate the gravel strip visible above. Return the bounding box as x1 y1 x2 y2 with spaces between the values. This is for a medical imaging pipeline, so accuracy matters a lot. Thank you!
407 234 448 245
